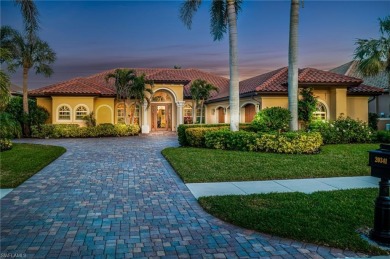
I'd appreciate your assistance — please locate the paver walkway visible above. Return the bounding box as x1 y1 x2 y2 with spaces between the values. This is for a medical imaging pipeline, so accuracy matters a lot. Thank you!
1 136 368 258
187 176 379 198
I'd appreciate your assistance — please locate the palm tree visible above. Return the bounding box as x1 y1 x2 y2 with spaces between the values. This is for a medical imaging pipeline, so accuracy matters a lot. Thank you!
180 0 241 131
128 74 153 124
0 48 13 111
1 26 56 135
105 69 136 124
354 16 390 86
190 79 219 124
288 0 300 131
14 0 39 41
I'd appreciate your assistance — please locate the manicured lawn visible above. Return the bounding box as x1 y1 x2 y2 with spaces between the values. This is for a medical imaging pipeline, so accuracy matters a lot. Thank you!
162 144 379 183
199 189 388 255
0 143 66 188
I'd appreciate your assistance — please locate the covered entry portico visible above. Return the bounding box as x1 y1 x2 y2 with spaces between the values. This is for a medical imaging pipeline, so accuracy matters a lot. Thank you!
141 88 185 133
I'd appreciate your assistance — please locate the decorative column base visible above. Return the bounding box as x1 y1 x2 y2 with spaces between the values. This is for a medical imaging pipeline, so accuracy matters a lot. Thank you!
141 125 150 134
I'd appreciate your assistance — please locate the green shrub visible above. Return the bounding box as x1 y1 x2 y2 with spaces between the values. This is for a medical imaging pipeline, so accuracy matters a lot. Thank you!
309 117 372 144
0 138 13 152
177 123 252 146
5 97 49 136
368 113 379 131
256 132 322 154
0 112 22 139
298 88 317 127
114 124 140 136
31 123 140 138
185 127 225 147
205 130 322 154
252 107 291 132
375 130 390 143
205 130 258 151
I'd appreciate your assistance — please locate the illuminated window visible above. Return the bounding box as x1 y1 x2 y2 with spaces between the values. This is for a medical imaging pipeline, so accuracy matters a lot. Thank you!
58 105 71 120
75 105 88 120
130 104 140 124
313 102 327 120
184 104 192 124
117 103 125 123
152 92 172 102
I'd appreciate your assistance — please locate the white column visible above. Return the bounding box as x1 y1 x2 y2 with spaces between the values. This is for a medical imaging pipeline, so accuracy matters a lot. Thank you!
141 102 150 134
176 101 185 130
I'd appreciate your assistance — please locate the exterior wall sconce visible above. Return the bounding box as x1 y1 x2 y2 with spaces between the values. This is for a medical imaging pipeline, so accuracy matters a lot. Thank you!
211 109 215 115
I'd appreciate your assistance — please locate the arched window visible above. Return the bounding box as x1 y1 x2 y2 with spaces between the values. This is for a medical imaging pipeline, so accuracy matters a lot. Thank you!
184 104 192 124
75 105 88 120
313 101 328 120
117 103 125 123
130 104 140 125
58 105 71 120
152 92 172 102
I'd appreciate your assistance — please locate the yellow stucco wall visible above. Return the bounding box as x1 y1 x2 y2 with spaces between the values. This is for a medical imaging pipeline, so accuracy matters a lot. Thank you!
330 88 348 120
347 96 369 122
41 83 371 129
36 97 52 124
51 96 95 125
262 96 288 109
94 98 115 124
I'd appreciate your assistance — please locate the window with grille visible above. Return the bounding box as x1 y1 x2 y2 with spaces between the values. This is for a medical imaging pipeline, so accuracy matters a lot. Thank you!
75 106 88 120
313 102 327 120
58 106 71 120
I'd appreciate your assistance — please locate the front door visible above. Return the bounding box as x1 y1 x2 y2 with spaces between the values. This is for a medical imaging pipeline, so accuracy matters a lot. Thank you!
218 108 225 123
245 104 256 122
151 104 171 131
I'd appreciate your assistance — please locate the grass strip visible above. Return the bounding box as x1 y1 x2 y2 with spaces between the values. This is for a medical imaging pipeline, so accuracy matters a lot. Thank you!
0 143 66 188
199 189 388 255
162 144 378 183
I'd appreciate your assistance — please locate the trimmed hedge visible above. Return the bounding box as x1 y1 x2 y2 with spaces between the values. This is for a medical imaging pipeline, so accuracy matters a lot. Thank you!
178 123 254 146
185 127 227 147
204 130 323 154
205 130 257 151
31 123 140 138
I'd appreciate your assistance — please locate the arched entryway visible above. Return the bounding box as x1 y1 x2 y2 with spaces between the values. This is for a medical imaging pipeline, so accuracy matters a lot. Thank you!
151 90 174 131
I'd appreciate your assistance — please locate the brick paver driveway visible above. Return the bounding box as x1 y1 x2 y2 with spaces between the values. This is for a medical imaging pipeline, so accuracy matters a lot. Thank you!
1 136 365 258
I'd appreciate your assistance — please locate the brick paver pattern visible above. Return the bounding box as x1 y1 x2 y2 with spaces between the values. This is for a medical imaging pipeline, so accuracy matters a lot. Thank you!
1 136 366 258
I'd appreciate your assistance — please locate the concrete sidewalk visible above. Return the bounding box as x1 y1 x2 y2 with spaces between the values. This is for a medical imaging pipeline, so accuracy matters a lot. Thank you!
186 176 380 198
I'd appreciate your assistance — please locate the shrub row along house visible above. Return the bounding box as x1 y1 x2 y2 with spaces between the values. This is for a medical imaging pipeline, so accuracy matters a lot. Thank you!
29 67 383 133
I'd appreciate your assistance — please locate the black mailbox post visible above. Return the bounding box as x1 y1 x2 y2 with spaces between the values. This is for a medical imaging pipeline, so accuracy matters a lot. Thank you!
368 143 390 245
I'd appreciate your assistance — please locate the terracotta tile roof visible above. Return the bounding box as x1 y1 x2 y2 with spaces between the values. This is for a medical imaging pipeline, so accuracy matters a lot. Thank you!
348 84 384 95
30 66 382 99
213 67 381 98
30 68 229 98
29 77 116 97
85 68 229 99
330 61 389 91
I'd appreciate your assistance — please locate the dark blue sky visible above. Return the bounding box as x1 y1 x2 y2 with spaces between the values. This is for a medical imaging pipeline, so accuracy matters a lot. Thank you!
1 0 389 89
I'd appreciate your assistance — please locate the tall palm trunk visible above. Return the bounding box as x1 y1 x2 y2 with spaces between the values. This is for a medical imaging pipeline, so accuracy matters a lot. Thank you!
22 66 30 135
200 100 204 124
227 0 239 132
192 101 197 124
288 0 299 131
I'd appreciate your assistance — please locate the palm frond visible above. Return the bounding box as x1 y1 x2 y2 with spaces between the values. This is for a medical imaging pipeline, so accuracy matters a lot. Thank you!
15 0 39 37
180 0 202 29
0 69 11 110
379 15 390 36
210 0 227 41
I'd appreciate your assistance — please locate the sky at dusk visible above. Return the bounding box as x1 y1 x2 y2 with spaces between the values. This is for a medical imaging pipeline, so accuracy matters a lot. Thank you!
1 0 389 89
